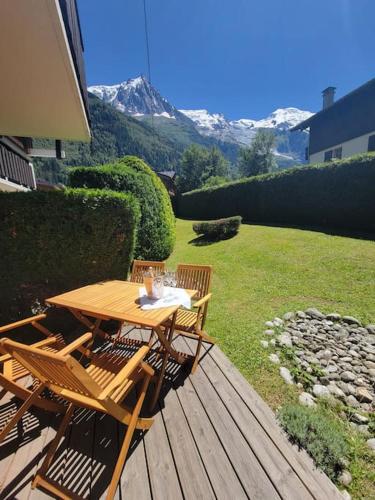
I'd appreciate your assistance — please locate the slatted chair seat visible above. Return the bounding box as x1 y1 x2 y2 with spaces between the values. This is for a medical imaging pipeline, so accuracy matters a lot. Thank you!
166 309 198 333
0 316 88 443
0 333 154 500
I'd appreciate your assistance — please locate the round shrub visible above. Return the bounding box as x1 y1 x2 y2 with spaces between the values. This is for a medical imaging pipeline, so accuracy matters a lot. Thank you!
0 188 140 323
69 156 175 260
193 216 242 239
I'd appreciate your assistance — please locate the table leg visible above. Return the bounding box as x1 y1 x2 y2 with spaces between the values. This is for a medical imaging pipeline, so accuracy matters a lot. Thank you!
149 312 180 411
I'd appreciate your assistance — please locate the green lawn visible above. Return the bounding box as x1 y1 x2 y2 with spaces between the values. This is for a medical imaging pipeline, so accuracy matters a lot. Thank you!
167 219 375 498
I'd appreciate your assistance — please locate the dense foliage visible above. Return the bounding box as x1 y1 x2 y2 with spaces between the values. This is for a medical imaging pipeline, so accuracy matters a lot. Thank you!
178 153 375 231
238 129 277 177
69 156 175 260
177 145 229 193
278 405 350 481
193 216 242 239
0 189 140 323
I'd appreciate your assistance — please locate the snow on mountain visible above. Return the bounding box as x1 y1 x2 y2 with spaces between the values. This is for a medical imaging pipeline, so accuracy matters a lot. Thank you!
89 76 313 162
179 107 313 146
88 76 183 120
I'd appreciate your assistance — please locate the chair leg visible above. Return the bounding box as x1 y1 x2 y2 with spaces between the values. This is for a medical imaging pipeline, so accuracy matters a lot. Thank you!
32 403 75 489
106 374 152 500
191 335 203 374
0 388 7 401
0 383 46 443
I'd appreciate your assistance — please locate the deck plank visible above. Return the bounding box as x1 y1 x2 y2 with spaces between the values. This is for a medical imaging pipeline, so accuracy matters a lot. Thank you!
0 338 343 500
181 339 314 500
206 343 343 500
143 403 183 500
161 386 216 500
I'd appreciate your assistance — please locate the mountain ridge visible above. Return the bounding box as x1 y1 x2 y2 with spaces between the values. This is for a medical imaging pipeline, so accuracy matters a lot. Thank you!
89 76 313 163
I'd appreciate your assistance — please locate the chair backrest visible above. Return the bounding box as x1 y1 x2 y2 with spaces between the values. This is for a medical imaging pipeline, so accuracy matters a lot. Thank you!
129 260 165 283
0 339 102 398
176 264 212 299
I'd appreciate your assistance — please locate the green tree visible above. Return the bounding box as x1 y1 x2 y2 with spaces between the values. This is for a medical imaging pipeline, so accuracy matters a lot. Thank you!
238 129 277 177
202 176 228 189
177 145 230 193
177 144 209 192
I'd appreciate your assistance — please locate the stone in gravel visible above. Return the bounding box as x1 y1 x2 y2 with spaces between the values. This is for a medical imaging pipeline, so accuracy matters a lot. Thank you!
265 320 274 328
273 317 283 327
327 383 345 399
269 353 280 364
346 395 360 408
340 357 353 363
357 425 369 435
341 371 356 382
260 340 269 348
365 360 375 369
341 490 351 500
352 413 369 424
305 307 325 319
269 339 276 346
342 316 361 326
264 329 275 336
283 312 294 321
280 367 293 385
326 313 341 321
366 324 375 334
312 384 330 398
368 368 375 378
355 386 373 403
296 311 306 318
299 392 316 407
338 470 352 486
278 334 292 347
367 438 375 452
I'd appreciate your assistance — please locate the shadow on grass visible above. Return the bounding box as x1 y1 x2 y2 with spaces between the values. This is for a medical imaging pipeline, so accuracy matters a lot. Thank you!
245 222 375 242
188 232 239 246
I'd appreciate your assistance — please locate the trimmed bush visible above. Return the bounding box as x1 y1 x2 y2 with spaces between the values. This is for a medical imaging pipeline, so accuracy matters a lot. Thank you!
69 156 175 260
193 216 242 239
278 404 350 481
0 189 140 323
178 153 375 232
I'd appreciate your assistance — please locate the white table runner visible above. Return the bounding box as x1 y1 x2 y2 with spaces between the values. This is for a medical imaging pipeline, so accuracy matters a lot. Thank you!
139 286 191 310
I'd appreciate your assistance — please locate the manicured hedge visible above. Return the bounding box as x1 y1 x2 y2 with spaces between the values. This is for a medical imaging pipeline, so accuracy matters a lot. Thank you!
69 156 175 260
178 154 375 231
193 216 242 239
0 189 140 323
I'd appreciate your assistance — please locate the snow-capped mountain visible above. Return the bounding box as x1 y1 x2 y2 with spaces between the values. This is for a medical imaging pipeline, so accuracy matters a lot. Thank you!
89 76 313 163
89 76 188 121
180 108 313 146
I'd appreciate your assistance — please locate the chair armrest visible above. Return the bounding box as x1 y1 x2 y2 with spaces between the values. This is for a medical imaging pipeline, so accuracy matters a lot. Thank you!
98 346 153 400
193 293 212 309
0 314 47 334
59 332 93 356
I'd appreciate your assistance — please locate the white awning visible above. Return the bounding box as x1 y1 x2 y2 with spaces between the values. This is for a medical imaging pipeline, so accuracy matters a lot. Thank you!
0 0 91 141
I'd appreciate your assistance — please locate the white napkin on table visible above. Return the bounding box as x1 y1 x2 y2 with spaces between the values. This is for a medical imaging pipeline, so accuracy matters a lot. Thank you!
139 286 191 310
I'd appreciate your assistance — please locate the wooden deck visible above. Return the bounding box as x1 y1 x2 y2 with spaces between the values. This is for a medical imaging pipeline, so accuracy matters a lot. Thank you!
0 329 343 500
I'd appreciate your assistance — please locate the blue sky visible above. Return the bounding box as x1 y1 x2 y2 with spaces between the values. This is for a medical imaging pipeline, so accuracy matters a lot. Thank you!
79 0 375 120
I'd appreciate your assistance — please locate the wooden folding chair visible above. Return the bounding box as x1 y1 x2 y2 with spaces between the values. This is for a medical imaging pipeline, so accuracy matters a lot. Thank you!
129 259 165 283
0 333 154 500
164 264 214 373
0 314 73 442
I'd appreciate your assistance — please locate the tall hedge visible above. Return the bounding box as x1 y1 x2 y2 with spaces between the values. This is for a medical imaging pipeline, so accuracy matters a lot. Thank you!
69 156 175 260
178 153 375 231
0 189 140 323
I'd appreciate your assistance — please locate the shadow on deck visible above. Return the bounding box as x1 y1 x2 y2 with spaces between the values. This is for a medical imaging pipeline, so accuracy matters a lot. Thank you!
0 329 343 500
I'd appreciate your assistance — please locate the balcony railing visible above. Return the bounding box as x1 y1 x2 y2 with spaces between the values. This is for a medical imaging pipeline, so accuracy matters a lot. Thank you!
0 138 36 190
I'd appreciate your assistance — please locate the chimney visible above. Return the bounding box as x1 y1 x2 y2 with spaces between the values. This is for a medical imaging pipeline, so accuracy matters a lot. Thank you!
322 87 336 109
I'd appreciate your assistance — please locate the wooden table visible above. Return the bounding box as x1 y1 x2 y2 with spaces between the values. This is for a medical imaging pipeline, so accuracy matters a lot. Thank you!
46 280 197 409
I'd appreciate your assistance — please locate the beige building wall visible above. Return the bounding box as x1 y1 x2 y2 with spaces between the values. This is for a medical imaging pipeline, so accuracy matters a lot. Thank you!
309 129 375 163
